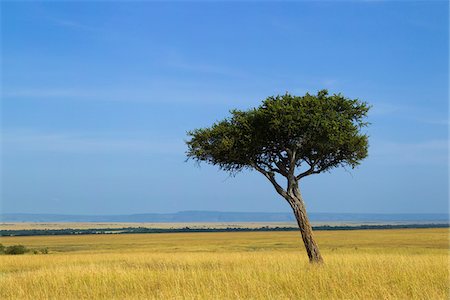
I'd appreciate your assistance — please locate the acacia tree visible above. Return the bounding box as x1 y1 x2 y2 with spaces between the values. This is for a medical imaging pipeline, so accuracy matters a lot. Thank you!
186 90 369 263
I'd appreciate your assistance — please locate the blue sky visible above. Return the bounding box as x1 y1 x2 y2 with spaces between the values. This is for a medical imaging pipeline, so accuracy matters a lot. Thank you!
1 1 448 215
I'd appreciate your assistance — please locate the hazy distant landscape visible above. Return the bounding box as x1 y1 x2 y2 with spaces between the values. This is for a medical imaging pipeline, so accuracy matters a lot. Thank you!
0 211 450 236
2 211 449 223
2 211 447 237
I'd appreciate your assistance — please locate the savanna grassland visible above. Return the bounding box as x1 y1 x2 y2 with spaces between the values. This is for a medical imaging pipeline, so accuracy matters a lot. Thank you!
0 228 448 299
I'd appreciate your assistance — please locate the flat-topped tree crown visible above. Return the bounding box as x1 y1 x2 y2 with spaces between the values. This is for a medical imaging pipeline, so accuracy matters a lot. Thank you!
187 90 369 180
186 90 370 263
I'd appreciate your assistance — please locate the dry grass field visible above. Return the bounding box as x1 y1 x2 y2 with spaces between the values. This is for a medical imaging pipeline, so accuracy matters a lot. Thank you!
1 228 448 299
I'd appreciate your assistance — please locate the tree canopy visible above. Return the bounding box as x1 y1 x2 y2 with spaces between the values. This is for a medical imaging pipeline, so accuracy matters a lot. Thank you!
186 90 370 181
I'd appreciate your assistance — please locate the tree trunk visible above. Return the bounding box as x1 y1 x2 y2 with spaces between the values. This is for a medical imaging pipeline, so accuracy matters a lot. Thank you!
287 189 323 264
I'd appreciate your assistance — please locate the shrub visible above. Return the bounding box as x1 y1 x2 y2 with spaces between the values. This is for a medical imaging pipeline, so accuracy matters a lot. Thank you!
5 245 28 255
0 243 5 254
31 247 49 254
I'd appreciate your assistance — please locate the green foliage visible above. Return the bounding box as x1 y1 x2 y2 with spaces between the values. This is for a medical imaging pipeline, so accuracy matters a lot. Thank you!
32 248 49 254
186 90 370 178
0 243 47 255
4 244 28 255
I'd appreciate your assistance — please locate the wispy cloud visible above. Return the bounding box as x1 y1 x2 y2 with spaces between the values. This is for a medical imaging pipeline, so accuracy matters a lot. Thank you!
3 88 89 99
167 61 246 78
416 118 449 126
1 84 250 106
322 78 339 88
369 103 403 116
2 130 185 155
369 102 448 127
163 50 246 78
53 19 99 32
370 139 448 165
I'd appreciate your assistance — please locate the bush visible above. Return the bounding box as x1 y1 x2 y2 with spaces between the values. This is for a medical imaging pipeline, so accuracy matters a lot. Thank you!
0 243 5 254
5 245 28 255
32 247 49 254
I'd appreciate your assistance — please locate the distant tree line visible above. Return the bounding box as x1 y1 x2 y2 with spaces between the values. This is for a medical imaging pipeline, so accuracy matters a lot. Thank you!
1 223 448 237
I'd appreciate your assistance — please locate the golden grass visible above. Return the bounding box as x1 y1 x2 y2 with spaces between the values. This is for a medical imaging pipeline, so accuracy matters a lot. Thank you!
1 228 448 299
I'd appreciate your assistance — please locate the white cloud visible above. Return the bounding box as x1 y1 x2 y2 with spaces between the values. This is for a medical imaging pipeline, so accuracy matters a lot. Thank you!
370 139 448 165
1 84 250 106
51 17 104 34
369 102 448 127
3 88 90 99
2 130 185 155
416 118 449 126
370 103 403 115
167 60 246 78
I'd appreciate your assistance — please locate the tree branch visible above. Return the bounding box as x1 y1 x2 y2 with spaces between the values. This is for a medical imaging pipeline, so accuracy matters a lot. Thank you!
251 163 288 198
258 161 284 176
274 161 288 176
287 148 297 178
295 157 321 180
296 166 318 180
296 154 346 180
285 148 298 192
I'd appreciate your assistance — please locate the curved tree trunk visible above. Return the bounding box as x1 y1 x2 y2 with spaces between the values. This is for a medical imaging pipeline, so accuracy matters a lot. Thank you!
252 162 323 263
287 187 323 263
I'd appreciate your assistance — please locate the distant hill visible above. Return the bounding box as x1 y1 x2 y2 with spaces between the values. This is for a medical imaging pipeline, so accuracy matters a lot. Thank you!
1 211 448 223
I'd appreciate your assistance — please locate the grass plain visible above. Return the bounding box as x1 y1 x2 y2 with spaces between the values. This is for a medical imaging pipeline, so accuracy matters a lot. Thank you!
0 228 448 299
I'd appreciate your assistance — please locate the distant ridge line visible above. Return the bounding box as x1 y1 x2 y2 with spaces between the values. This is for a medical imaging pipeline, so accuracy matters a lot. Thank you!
1 211 449 223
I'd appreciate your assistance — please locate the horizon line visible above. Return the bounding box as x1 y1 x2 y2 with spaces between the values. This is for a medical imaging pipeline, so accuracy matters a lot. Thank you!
1 211 449 216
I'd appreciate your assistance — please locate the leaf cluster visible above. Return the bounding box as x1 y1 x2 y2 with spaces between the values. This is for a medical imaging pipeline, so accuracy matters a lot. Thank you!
186 90 369 179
